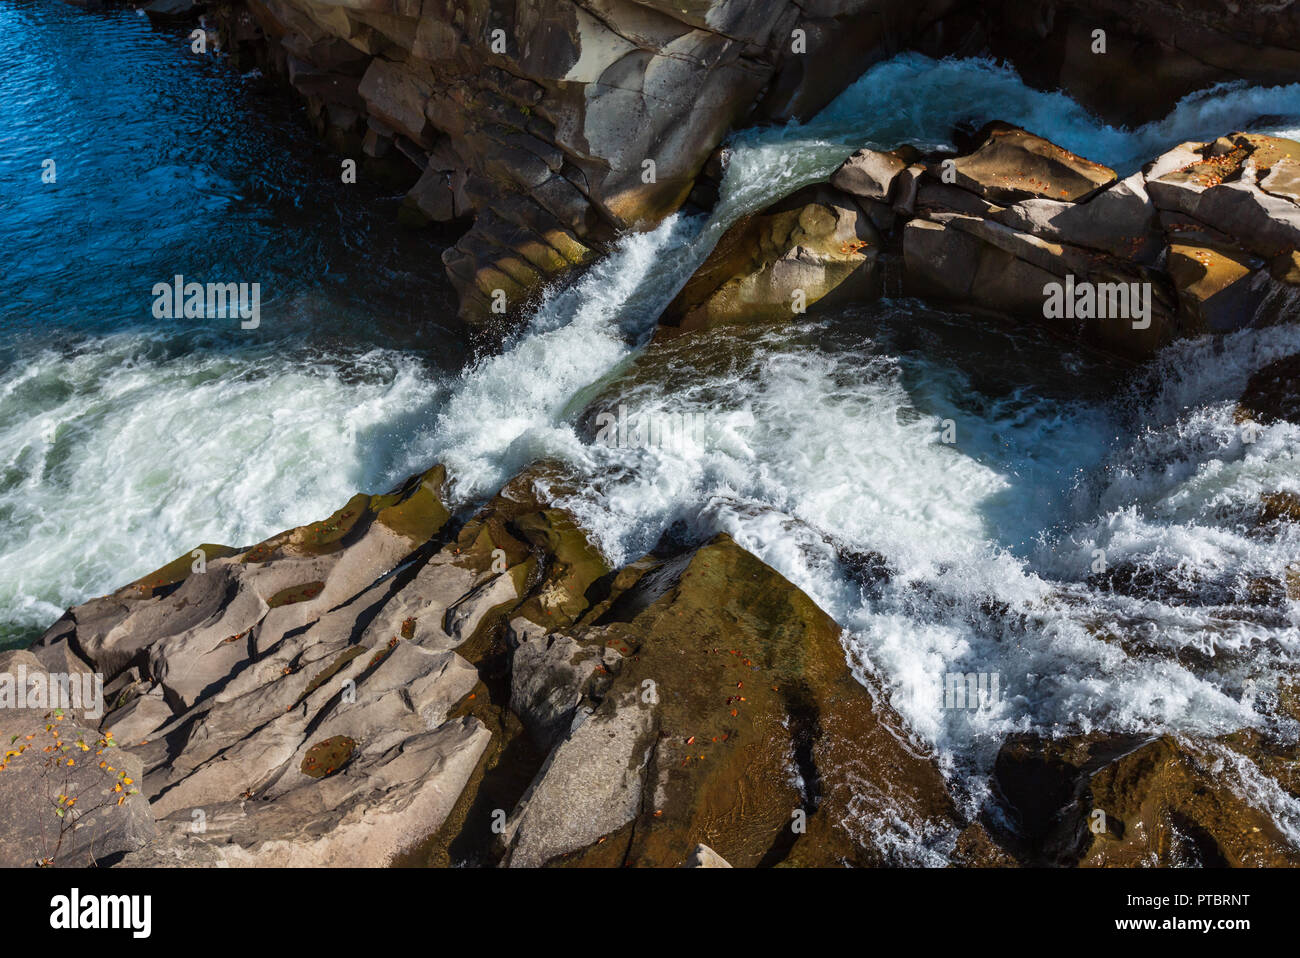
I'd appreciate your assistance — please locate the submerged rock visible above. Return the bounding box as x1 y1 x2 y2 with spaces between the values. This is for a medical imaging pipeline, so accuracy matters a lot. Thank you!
1238 352 1300 426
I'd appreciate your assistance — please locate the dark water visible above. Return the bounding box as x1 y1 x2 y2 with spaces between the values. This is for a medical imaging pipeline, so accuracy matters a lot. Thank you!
0 0 460 645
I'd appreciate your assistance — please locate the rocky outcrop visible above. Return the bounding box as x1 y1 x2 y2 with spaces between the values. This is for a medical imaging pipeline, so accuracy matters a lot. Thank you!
16 457 962 867
974 0 1300 127
496 532 959 867
213 0 822 324
23 464 498 867
665 125 1300 360
994 733 1300 867
200 0 1300 327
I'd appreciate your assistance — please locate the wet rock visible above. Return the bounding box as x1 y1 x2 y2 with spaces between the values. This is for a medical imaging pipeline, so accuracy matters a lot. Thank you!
975 1 1300 127
830 147 911 202
994 733 1300 867
683 843 732 867
142 0 198 22
1237 352 1300 426
500 534 959 867
659 185 881 336
1259 491 1300 527
209 0 1300 324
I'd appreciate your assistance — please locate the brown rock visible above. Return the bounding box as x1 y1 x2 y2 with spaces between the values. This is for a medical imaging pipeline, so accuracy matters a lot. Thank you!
943 123 1116 204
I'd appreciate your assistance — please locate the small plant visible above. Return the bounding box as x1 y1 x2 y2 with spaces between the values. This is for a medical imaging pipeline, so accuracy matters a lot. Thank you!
0 709 140 866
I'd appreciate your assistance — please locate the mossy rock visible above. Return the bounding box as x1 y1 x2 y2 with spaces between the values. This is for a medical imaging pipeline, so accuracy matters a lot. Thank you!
371 464 452 545
240 540 281 564
510 508 610 625
301 735 357 779
290 494 370 554
551 534 955 868
127 543 239 596
995 733 1300 867
267 581 325 608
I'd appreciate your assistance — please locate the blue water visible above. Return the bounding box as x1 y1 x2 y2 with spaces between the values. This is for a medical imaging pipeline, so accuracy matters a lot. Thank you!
0 0 458 644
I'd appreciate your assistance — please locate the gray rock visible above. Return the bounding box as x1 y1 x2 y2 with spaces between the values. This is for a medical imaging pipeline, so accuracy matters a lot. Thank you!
683 843 732 867
502 688 656 867
831 148 907 201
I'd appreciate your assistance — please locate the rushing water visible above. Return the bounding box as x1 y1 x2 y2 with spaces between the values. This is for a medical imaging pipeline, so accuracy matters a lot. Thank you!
4 0 1300 858
0 0 459 644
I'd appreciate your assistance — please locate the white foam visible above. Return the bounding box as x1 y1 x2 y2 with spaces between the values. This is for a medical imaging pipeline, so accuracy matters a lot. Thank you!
0 335 443 640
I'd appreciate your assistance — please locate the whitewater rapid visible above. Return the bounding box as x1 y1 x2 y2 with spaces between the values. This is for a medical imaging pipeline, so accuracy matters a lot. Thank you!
402 55 1300 842
6 53 1300 848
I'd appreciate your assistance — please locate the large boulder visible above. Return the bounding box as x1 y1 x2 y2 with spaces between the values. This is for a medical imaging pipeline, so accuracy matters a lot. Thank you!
944 123 1117 204
659 185 882 336
1146 134 1300 331
499 534 960 867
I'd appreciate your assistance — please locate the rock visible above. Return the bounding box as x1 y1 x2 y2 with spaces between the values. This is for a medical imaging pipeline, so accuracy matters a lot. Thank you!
830 148 910 202
357 59 435 149
0 653 156 867
995 172 1161 262
976 1 1300 127
1237 353 1300 426
500 534 960 867
142 0 198 22
683 843 732 867
1165 233 1270 333
1259 491 1300 527
659 185 881 336
101 685 172 747
19 466 529 867
208 0 1300 323
901 215 1176 359
509 624 612 749
949 822 1019 868
501 687 655 868
1146 134 1300 261
943 123 1116 204
145 716 490 867
994 733 1300 867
